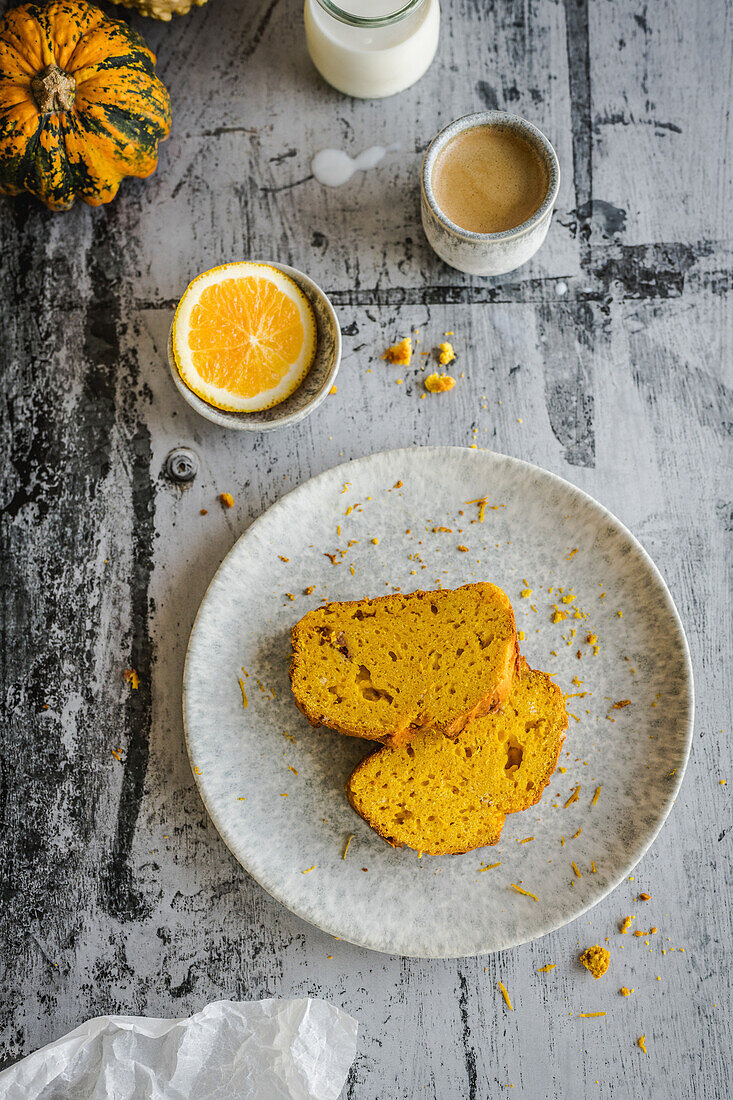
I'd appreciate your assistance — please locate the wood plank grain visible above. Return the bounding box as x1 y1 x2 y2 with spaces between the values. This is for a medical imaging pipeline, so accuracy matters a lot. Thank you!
0 0 730 1097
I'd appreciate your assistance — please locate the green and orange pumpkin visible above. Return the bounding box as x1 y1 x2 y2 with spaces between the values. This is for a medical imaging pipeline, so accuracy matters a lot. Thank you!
0 0 172 210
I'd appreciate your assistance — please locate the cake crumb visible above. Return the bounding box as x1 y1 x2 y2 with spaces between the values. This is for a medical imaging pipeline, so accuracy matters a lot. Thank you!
425 372 456 393
579 945 610 979
219 492 235 508
123 668 140 690
637 1035 647 1053
537 963 556 973
620 987 633 996
619 915 635 934
437 341 456 365
382 337 412 365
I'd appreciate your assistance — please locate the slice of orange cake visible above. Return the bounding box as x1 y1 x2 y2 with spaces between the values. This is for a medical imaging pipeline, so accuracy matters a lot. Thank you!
290 583 517 746
346 659 567 854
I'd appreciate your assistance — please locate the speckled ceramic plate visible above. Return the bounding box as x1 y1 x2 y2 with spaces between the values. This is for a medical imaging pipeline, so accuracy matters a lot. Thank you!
183 447 693 958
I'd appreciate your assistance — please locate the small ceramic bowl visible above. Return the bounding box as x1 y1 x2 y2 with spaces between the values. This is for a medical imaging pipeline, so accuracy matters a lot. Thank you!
421 111 560 277
167 262 341 432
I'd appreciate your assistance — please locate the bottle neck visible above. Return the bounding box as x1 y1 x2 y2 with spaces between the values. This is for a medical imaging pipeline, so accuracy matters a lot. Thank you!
313 0 426 29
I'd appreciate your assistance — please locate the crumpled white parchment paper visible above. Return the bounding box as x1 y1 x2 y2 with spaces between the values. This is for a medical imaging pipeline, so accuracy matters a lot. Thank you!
0 998 358 1100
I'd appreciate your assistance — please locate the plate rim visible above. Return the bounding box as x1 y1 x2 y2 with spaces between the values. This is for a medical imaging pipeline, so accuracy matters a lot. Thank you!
182 445 695 957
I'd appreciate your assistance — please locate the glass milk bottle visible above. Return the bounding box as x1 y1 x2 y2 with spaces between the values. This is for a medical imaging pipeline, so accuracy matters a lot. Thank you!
304 0 440 100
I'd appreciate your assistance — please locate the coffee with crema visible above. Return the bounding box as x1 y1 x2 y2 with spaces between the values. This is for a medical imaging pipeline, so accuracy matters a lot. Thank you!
431 125 549 234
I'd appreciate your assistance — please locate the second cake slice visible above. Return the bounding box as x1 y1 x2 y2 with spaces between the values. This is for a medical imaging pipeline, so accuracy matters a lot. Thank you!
346 658 568 854
290 583 517 746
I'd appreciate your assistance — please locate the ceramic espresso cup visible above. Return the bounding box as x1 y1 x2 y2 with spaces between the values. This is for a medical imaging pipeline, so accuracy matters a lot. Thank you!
421 111 560 277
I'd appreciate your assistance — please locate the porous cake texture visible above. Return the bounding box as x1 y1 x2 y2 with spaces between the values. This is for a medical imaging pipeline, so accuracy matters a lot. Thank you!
290 583 518 746
346 659 568 854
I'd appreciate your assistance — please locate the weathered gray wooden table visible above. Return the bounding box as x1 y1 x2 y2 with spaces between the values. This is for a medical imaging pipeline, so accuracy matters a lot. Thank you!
1 0 731 1096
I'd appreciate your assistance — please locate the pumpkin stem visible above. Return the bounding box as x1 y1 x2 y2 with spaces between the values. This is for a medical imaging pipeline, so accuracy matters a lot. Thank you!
31 65 76 114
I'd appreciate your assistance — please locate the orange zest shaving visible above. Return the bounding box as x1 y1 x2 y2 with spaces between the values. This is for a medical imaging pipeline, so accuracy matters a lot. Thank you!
510 883 539 902
564 785 581 807
466 498 488 522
